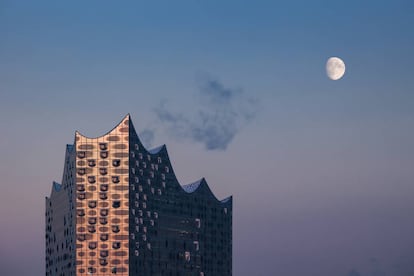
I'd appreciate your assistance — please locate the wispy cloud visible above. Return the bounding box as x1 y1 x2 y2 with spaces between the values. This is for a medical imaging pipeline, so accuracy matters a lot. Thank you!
151 75 259 151
139 129 155 148
348 269 361 276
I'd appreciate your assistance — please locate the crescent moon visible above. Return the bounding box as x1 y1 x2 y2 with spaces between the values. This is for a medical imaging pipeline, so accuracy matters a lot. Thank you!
326 57 346 80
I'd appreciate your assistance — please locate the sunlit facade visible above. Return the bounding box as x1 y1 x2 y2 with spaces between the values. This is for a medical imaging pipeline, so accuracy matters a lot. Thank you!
45 115 232 276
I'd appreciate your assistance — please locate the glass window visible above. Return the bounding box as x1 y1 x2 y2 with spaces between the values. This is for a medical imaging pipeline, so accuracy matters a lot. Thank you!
88 201 97 208
77 168 86 175
100 151 108 159
100 250 109 258
77 184 85 192
89 242 97 249
99 258 108 266
99 143 108 150
88 159 96 167
99 217 107 225
112 225 120 233
185 251 191 262
88 225 96 233
100 209 108 216
112 159 121 167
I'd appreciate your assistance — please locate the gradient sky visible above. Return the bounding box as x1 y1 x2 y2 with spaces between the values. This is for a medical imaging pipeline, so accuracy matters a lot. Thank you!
1 1 414 275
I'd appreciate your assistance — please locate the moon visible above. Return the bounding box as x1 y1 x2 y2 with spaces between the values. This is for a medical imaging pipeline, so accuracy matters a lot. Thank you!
326 57 346 80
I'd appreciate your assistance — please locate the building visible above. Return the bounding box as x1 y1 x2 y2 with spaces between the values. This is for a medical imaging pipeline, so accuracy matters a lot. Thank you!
45 114 232 276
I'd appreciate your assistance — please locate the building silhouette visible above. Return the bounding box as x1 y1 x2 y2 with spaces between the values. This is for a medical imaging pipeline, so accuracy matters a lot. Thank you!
45 114 232 276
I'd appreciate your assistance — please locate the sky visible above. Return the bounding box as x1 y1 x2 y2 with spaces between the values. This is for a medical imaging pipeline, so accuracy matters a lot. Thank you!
1 1 414 275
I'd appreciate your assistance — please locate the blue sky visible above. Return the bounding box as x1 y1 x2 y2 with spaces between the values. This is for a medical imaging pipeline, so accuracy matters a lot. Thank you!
1 1 414 275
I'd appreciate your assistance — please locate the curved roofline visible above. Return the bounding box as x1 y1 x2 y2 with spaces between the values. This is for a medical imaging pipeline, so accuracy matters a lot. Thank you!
53 181 62 192
148 144 166 154
75 114 130 139
73 114 232 206
128 116 232 205
48 181 62 198
128 114 232 204
182 178 204 193
48 142 75 198
178 177 232 204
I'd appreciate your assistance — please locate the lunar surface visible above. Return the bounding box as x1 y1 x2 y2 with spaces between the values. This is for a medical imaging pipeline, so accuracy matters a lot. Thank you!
326 57 346 80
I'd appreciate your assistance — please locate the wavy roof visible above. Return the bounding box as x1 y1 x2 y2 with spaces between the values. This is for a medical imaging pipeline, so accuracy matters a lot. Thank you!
48 114 232 205
127 115 231 205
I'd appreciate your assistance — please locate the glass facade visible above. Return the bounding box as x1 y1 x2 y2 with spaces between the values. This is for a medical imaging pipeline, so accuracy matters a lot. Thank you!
45 115 232 276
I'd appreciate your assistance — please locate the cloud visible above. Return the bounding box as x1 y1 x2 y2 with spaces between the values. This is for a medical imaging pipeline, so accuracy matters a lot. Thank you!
153 75 258 151
348 269 361 276
139 129 155 148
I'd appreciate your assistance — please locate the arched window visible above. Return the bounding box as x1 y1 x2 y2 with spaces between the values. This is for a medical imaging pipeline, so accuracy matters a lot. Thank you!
88 242 97 249
99 217 107 225
112 201 121 208
88 176 96 184
112 225 120 233
88 159 96 167
99 168 107 175
99 143 107 150
88 201 97 208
